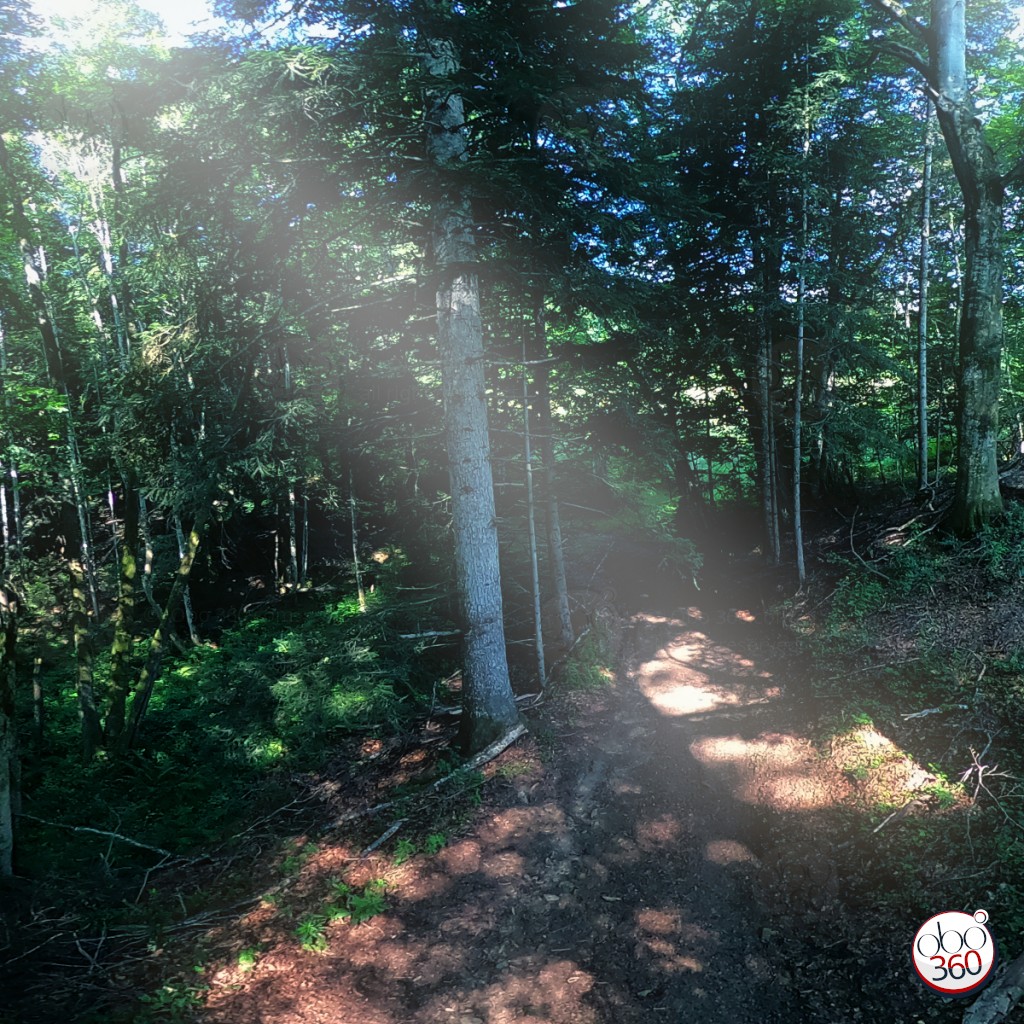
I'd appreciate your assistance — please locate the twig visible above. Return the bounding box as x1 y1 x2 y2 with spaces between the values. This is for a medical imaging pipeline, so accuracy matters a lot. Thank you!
872 799 924 835
0 933 65 969
360 819 406 858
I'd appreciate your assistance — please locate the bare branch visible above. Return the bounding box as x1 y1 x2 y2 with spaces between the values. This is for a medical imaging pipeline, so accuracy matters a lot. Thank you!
875 40 934 85
16 813 173 858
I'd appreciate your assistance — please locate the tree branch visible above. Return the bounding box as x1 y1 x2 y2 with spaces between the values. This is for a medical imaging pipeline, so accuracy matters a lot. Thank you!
16 813 173 858
875 40 934 85
865 0 930 45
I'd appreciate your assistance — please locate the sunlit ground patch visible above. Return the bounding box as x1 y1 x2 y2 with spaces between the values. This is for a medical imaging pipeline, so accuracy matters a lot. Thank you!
635 813 684 848
636 658 742 716
704 838 758 866
689 732 839 811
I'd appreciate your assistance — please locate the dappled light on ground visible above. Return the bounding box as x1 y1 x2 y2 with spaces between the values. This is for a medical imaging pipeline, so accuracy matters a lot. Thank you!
704 838 758 866
634 629 772 717
689 727 837 812
198 605 873 1024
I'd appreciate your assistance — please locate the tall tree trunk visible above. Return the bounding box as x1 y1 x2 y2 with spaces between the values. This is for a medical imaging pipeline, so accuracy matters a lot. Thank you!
918 101 934 491
532 301 573 651
120 509 209 752
138 493 162 619
871 0 1005 534
286 485 299 589
933 37 1004 530
521 337 546 687
173 514 200 644
793 102 810 587
424 35 519 753
301 493 309 584
0 585 17 876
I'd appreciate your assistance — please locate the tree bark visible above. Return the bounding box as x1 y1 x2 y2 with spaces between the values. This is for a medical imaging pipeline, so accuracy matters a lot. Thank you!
918 101 933 491
423 35 519 753
521 337 546 687
870 0 1005 534
69 552 102 760
532 301 573 651
0 585 17 876
120 508 209 751
794 99 810 587
104 471 140 746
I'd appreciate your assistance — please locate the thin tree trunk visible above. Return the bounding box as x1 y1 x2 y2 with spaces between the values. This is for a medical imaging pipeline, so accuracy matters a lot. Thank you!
286 485 299 588
532 299 573 650
69 551 102 759
349 469 366 613
0 476 8 574
0 585 17 876
104 472 140 746
918 101 933 491
301 493 309 584
120 508 209 751
794 99 810 587
138 493 162 619
173 514 200 644
522 338 546 687
67 419 100 620
32 653 43 749
424 34 519 753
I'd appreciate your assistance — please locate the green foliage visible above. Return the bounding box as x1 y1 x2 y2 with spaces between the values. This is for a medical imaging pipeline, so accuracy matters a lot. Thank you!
290 877 389 947
135 981 206 1023
561 622 615 692
392 837 416 865
423 833 447 855
236 947 260 971
295 913 329 952
976 502 1024 582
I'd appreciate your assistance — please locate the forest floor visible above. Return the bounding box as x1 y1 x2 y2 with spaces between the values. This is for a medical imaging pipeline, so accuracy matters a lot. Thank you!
10 514 1021 1024
65 574 980 1024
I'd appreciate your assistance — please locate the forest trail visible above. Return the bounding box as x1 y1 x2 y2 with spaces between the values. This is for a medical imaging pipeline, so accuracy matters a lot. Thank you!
201 599 878 1024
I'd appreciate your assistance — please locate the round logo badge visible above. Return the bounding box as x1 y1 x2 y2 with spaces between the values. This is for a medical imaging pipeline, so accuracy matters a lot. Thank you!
912 909 997 996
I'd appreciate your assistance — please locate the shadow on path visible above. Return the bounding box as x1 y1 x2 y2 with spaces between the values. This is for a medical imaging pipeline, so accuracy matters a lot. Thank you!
200 600 952 1024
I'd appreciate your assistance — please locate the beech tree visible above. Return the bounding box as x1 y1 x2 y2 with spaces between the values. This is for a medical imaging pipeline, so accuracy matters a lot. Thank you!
868 0 1023 534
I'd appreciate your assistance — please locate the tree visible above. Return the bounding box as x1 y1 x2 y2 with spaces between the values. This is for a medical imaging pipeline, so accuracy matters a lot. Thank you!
423 33 521 751
868 0 1019 534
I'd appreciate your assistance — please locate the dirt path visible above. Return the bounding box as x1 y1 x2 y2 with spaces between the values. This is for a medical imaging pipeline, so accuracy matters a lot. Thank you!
191 599 970 1024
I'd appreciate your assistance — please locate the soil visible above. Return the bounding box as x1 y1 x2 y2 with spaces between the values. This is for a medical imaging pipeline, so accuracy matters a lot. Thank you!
3 574 990 1024
173 592 966 1024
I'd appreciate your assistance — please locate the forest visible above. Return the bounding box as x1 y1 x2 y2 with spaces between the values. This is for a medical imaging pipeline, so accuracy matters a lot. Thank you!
4 0 1024 1021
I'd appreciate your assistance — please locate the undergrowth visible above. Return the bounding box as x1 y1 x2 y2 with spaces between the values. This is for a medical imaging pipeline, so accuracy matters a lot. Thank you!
792 501 1024 950
13 581 457 910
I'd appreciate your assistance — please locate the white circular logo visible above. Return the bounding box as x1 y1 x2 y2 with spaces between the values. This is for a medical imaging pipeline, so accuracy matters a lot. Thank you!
912 909 997 996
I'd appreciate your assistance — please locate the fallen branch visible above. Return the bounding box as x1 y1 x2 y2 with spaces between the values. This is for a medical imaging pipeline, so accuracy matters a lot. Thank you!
963 949 1024 1024
16 814 173 858
397 630 462 640
902 704 969 720
360 819 406 858
323 723 528 832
